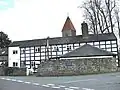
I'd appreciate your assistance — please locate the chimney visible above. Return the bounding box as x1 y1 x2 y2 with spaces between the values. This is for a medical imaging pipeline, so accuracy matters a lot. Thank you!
81 21 88 38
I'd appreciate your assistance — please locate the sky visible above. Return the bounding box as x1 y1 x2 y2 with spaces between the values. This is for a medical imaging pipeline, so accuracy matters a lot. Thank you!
0 0 85 41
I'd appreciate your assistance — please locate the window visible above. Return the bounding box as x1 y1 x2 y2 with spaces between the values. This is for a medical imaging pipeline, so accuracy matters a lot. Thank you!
31 62 34 66
21 48 25 53
67 46 71 51
13 50 18 54
57 47 59 51
13 51 15 54
16 63 18 66
54 47 57 51
13 62 15 66
38 48 40 52
53 46 58 51
23 50 25 53
35 49 37 52
35 47 40 52
69 46 71 50
13 62 18 67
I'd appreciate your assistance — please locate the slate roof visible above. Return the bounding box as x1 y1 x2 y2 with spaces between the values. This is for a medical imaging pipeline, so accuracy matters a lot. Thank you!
60 44 116 58
9 33 117 47
62 16 76 31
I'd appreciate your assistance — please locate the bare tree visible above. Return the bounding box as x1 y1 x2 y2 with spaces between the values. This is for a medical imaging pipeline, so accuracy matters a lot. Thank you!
80 0 120 35
114 6 120 37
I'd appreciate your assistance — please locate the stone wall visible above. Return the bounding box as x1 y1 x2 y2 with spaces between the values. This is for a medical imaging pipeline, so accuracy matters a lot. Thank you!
0 66 5 75
6 67 26 76
36 57 117 76
0 66 26 76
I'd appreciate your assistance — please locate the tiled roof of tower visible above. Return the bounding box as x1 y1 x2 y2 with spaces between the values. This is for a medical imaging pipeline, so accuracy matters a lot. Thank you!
9 33 117 47
62 16 76 31
60 44 116 58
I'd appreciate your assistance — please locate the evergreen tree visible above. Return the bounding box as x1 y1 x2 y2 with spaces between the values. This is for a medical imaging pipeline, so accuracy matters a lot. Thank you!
0 31 11 48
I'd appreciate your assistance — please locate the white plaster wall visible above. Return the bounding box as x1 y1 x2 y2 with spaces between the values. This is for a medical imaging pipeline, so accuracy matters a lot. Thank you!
8 47 20 67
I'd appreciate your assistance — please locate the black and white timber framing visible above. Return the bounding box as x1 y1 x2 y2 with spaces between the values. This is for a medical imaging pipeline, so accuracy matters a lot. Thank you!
9 33 118 70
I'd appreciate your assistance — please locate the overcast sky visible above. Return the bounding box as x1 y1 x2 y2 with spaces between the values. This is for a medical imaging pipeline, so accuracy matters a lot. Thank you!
0 0 85 41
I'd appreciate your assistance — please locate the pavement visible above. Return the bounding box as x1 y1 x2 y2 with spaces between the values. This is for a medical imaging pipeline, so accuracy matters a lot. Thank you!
0 72 120 90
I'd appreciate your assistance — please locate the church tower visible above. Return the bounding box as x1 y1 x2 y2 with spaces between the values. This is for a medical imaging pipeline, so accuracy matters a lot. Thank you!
62 16 76 37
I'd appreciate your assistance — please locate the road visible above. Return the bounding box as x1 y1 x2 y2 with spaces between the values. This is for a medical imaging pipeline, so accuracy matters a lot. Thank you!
0 72 120 90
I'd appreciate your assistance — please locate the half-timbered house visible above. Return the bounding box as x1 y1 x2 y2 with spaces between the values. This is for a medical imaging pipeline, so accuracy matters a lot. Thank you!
8 16 118 72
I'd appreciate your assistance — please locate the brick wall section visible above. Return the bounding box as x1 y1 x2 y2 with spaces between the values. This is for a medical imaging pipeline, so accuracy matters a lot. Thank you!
36 57 117 76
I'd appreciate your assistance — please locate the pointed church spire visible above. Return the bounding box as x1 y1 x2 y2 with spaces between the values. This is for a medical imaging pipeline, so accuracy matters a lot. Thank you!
62 16 76 37
62 16 76 32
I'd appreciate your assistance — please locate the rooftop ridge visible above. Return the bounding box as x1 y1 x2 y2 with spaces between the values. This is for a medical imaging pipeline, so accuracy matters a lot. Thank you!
9 33 117 47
